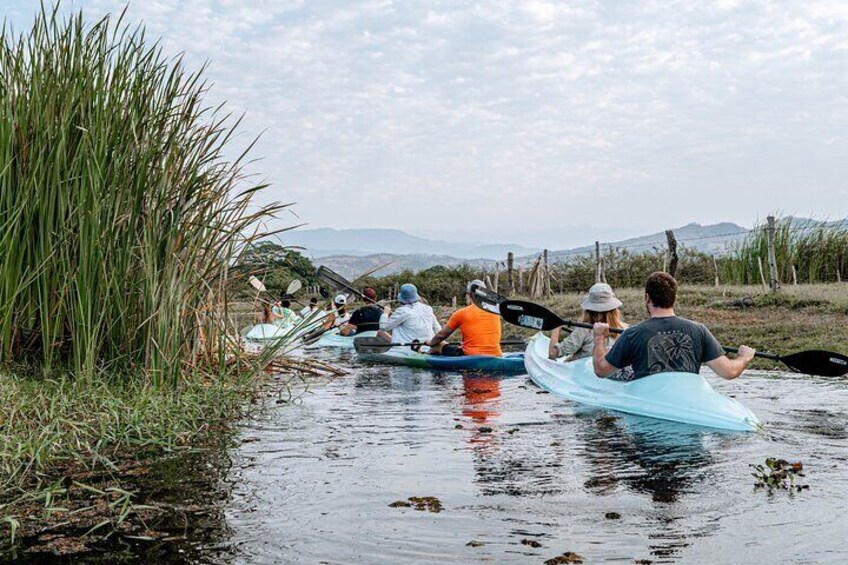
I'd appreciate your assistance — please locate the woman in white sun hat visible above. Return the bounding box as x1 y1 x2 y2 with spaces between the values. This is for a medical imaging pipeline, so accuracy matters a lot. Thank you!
548 283 627 361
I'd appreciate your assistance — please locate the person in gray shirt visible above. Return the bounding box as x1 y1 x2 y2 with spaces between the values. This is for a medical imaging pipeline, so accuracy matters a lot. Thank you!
593 272 755 381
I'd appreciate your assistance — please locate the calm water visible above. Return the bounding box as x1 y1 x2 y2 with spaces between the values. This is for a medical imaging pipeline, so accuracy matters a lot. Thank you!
208 348 848 564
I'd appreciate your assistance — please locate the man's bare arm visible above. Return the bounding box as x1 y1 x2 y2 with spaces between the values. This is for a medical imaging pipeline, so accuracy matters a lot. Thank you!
592 323 619 377
706 345 755 380
428 326 455 347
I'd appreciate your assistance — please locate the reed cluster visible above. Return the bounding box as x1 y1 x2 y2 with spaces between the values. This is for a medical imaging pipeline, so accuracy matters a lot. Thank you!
0 6 281 383
723 218 848 285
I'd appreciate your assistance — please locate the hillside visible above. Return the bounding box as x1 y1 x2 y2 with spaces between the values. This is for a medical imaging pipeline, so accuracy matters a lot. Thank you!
317 253 493 279
283 228 539 259
536 222 749 263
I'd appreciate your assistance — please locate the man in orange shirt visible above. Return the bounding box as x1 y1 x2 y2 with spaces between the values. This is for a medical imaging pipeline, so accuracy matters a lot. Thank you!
427 280 503 357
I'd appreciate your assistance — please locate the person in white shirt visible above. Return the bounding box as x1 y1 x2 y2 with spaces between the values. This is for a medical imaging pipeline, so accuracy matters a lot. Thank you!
300 297 319 317
377 283 441 345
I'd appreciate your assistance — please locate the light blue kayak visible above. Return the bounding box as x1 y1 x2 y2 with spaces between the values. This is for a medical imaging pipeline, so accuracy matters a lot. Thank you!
304 330 378 349
525 334 760 431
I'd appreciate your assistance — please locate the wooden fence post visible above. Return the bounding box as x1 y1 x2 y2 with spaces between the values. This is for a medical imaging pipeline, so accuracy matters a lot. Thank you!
712 255 720 287
665 230 678 277
595 241 602 283
507 252 514 294
543 249 551 295
791 264 798 286
451 296 457 309
518 266 525 294
493 263 500 293
757 257 767 291
766 215 780 292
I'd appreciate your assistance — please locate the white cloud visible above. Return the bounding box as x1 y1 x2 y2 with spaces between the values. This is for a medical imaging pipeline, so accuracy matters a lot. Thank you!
7 0 848 239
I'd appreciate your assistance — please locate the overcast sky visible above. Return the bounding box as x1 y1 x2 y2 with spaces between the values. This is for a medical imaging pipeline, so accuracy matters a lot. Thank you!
6 1 848 247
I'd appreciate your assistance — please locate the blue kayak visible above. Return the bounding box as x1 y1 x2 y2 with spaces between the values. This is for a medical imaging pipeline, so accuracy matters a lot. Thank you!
358 348 526 374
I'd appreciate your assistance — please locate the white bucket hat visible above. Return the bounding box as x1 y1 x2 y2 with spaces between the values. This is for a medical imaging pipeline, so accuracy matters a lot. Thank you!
334 294 347 305
466 279 486 294
580 283 622 312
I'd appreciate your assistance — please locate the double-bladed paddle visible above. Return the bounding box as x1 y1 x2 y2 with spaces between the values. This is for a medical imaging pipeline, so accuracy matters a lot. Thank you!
353 336 526 355
468 284 507 315
498 299 848 377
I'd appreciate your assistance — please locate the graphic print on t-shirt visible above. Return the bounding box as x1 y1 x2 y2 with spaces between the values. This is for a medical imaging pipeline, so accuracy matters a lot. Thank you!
647 332 698 374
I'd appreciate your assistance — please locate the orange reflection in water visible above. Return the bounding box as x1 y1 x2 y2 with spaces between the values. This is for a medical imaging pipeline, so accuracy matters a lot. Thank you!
462 375 501 423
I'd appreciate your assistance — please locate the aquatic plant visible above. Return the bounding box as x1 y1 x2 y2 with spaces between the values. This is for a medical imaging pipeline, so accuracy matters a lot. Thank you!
0 5 284 382
750 458 808 492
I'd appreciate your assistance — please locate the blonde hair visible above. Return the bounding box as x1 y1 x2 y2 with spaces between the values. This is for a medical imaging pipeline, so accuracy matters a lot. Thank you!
583 308 624 338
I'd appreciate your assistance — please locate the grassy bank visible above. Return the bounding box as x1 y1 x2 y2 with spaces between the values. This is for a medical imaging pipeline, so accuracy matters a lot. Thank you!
0 371 250 549
530 284 848 369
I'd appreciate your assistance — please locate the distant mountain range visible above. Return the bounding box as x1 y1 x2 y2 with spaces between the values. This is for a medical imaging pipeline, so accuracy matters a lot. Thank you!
539 221 749 263
292 218 844 279
282 228 540 260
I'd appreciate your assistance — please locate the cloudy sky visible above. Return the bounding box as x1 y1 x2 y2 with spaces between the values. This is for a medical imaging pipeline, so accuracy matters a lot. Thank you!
6 1 848 247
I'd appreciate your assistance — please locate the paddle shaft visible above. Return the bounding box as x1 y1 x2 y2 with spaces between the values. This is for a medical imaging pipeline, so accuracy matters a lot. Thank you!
381 340 526 347
552 316 782 361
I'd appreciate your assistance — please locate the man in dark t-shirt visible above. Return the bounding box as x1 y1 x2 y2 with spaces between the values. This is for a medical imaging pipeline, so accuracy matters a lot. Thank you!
593 272 755 381
339 287 383 335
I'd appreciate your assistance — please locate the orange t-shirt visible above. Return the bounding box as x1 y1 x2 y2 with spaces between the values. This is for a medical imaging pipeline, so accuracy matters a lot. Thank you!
447 305 502 356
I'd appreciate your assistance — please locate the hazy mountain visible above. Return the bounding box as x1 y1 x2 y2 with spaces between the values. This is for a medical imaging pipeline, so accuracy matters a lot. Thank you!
316 254 493 279
316 221 755 277
535 222 750 263
282 228 539 260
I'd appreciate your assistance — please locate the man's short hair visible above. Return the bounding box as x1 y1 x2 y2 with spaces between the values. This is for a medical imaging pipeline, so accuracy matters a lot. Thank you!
645 271 677 308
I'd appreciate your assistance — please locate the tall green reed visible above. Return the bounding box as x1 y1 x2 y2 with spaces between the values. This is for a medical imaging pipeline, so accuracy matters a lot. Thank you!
0 6 282 384
722 218 848 285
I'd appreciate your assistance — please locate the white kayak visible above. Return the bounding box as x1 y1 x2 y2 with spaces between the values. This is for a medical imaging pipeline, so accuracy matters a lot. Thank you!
243 323 294 342
525 334 761 431
304 329 378 349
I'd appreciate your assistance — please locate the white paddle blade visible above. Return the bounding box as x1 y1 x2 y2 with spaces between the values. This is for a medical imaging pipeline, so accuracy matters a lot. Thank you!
248 275 266 292
286 279 302 295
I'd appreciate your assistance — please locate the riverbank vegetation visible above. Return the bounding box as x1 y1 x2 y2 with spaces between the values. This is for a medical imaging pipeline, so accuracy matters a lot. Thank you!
0 5 289 551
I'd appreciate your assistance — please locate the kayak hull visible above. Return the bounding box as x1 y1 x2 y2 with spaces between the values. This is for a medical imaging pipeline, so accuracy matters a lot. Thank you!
305 330 378 349
359 348 526 374
525 334 760 431
243 323 294 342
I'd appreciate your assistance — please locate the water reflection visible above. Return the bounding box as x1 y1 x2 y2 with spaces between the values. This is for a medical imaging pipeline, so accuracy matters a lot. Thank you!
575 409 713 503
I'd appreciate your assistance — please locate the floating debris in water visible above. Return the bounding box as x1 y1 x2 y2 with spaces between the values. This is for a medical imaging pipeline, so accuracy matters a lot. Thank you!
389 496 443 512
520 538 542 548
550 441 561 447
544 552 584 564
479 426 493 433
605 512 621 520
454 424 463 429
507 428 520 434
750 458 809 492
466 540 485 547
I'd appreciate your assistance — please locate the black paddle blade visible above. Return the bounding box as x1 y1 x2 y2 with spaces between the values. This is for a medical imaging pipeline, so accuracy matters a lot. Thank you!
317 266 360 295
498 300 564 331
469 285 505 315
779 350 848 377
353 336 394 354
